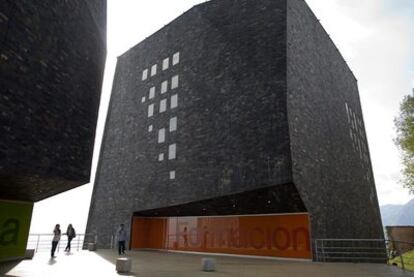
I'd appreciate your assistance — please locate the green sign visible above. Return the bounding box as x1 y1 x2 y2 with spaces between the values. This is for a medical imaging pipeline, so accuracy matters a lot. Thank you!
0 200 33 261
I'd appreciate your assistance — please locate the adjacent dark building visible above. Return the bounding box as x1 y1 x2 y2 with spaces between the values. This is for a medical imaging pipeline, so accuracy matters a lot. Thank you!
386 226 414 254
0 0 106 272
0 0 106 202
86 0 383 260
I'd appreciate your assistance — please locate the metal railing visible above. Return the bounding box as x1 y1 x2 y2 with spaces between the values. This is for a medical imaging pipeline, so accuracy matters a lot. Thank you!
314 239 414 271
387 240 414 271
27 233 87 253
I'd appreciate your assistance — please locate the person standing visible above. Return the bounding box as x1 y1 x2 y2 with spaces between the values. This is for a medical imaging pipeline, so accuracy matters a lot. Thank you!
51 224 61 258
117 224 127 255
64 224 76 252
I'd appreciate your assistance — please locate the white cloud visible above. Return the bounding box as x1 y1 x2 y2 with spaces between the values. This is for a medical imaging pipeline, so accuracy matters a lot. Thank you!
29 183 93 234
410 71 414 88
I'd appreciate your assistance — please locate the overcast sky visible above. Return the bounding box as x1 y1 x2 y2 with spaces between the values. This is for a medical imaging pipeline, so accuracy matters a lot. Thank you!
30 0 414 234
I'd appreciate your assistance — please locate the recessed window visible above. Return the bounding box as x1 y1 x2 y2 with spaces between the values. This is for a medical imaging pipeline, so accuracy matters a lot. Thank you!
158 153 164 161
161 80 168 94
171 75 179 89
173 52 180 65
345 103 350 123
169 170 176 180
160 99 167 113
142 69 148 81
352 112 357 128
149 86 155 99
141 96 146 103
168 143 176 160
162 58 169 70
171 94 178 109
148 104 154 117
148 125 153 132
169 117 177 132
151 64 157 76
158 128 165 143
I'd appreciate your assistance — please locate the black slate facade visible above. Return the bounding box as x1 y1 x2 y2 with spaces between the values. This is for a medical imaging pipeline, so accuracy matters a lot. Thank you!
0 0 106 201
86 0 383 251
287 0 383 239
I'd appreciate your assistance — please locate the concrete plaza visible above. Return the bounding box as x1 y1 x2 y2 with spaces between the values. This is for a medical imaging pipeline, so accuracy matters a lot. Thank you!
6 250 414 277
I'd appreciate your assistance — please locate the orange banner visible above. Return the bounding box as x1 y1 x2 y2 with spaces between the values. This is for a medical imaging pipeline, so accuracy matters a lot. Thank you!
131 214 311 259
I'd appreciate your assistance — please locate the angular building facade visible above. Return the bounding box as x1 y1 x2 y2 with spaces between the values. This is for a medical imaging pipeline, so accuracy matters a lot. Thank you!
0 0 106 202
0 0 106 271
86 0 383 260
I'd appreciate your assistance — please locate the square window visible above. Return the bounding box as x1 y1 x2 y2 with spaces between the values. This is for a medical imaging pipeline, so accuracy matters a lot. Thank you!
162 58 169 70
169 117 177 132
168 143 176 160
142 69 148 80
171 75 179 89
161 80 168 94
160 99 167 113
158 153 164 161
148 125 153 132
173 52 180 65
169 170 176 180
148 104 154 117
151 64 157 76
170 94 178 109
149 86 155 99
141 96 146 103
158 128 165 143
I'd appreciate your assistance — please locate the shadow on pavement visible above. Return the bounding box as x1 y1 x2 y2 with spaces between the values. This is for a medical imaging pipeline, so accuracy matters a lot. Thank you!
94 250 117 265
93 250 137 276
48 258 57 265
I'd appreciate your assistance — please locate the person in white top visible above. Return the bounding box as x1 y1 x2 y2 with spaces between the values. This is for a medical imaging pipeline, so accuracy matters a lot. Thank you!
51 224 61 258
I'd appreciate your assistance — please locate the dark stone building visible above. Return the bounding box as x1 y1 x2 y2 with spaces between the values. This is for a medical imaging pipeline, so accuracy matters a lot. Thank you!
0 0 106 272
0 0 106 201
86 0 383 259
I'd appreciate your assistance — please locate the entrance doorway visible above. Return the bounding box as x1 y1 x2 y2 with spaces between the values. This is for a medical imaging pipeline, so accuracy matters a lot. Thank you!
131 213 311 259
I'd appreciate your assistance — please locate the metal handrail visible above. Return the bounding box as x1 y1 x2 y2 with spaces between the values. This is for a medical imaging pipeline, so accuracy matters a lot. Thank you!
27 233 89 253
313 238 414 271
320 246 386 250
315 238 385 241
315 238 414 244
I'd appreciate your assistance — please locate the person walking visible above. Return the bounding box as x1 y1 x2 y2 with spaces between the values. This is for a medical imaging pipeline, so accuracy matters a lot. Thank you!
51 224 61 258
64 224 76 252
117 224 127 255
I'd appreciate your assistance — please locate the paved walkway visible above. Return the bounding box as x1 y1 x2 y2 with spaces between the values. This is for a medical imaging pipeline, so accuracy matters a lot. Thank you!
6 249 414 277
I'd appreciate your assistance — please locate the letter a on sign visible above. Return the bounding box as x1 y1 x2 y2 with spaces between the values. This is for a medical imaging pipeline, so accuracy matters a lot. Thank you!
0 200 33 261
0 218 20 246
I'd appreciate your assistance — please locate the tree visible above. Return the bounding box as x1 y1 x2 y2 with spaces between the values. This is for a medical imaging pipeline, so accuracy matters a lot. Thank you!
395 93 414 194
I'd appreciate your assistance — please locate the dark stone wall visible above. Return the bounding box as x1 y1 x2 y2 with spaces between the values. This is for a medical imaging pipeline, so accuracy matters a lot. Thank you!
287 0 383 239
0 0 106 201
87 0 291 246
